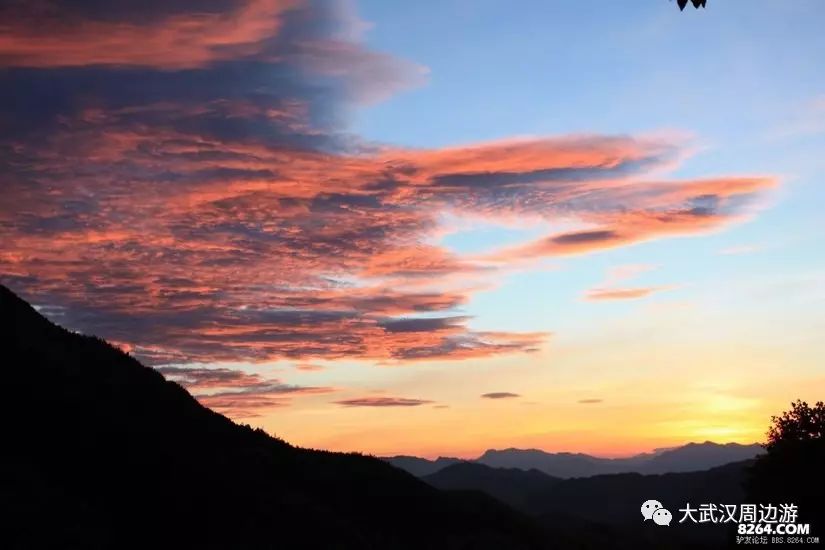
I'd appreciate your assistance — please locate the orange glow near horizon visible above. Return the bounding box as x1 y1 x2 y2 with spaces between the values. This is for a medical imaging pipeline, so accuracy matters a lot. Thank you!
244 336 825 458
3 0 824 461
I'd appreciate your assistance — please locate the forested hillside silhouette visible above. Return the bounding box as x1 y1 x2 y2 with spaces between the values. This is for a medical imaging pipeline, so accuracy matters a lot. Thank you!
0 284 547 549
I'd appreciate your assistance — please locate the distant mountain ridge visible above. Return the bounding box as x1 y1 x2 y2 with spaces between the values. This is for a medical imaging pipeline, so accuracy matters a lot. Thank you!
387 441 762 478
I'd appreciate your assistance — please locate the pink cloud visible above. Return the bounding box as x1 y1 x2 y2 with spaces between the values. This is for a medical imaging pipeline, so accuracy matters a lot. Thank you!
0 0 297 69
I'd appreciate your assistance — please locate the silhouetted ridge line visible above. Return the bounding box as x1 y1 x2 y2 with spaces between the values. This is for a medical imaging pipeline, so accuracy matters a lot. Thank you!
0 284 547 550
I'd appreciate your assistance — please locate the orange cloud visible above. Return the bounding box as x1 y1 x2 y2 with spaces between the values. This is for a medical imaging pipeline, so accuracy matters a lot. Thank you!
488 182 774 261
0 0 297 69
0 130 772 365
295 363 325 372
584 287 664 301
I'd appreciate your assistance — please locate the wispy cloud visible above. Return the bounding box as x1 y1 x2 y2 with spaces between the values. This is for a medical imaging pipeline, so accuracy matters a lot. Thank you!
481 392 521 399
585 287 664 301
584 263 670 302
157 365 334 416
295 363 326 372
718 244 762 256
603 264 658 284
334 397 434 407
765 95 825 141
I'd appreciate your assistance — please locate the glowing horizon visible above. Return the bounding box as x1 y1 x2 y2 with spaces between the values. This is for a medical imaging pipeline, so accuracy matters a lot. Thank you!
1 0 823 458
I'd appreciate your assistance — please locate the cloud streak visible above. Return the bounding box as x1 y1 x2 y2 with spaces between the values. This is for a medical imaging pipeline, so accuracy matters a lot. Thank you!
157 364 334 416
481 392 521 399
584 287 664 301
295 362 325 372
334 397 434 407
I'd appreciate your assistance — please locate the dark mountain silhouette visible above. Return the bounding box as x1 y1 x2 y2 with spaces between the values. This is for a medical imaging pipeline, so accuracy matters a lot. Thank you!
384 455 463 477
423 463 562 510
477 448 639 477
389 442 762 478
528 460 748 527
532 460 750 547
424 459 751 548
641 442 762 474
0 284 549 550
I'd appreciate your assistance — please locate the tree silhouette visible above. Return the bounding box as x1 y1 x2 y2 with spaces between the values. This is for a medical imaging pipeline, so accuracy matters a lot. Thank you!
747 400 825 534
766 400 825 450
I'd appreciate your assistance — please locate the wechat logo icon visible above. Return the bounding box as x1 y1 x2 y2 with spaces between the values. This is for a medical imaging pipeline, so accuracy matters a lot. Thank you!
641 499 672 526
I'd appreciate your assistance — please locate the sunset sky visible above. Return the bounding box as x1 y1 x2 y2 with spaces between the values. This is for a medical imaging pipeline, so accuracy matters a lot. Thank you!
1 0 823 458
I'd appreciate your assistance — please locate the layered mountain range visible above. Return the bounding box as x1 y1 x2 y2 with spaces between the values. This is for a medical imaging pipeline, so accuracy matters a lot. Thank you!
386 441 763 478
